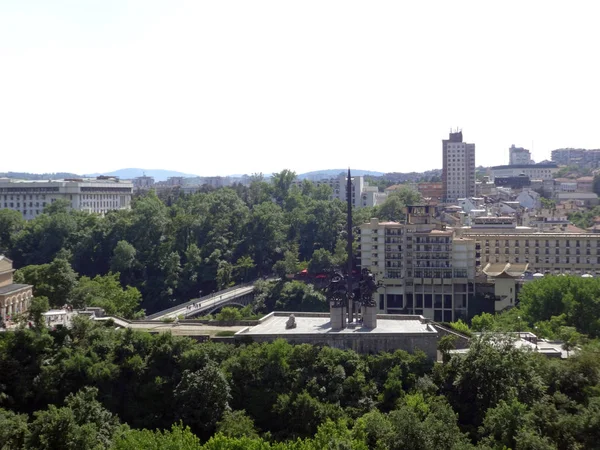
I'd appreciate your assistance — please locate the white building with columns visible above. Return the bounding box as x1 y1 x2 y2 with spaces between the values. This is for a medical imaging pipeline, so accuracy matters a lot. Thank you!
0 255 33 323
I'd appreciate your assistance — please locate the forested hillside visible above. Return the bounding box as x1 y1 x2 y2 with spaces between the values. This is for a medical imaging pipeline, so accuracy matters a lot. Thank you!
0 171 419 315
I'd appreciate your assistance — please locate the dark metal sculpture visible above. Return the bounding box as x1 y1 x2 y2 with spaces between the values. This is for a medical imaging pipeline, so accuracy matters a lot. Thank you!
358 268 381 307
324 168 381 322
325 271 350 308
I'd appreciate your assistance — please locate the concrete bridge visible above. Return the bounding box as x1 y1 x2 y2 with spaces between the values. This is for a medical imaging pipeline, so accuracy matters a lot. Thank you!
147 282 257 321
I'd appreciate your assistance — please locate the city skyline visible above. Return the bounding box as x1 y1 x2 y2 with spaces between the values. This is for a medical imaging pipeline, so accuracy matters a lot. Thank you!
1 1 600 176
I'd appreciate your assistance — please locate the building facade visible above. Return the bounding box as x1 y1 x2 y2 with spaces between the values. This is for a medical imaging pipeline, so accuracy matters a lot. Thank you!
0 178 133 219
442 131 476 202
551 148 600 167
509 145 532 165
0 255 33 324
416 182 443 201
360 205 476 322
490 163 559 181
460 217 600 276
133 175 155 189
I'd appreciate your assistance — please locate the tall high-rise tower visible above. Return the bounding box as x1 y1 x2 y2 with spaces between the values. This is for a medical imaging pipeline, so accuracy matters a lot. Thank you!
442 130 476 202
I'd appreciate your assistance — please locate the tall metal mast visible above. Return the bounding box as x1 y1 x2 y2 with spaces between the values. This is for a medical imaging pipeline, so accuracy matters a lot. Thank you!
347 168 354 322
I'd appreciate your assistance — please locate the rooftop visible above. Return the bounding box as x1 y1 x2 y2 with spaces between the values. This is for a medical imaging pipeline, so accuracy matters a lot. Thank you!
483 262 529 278
0 284 31 295
236 312 436 336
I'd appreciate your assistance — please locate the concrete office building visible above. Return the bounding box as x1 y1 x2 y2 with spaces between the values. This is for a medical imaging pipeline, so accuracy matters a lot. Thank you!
509 145 533 165
442 130 476 202
360 205 477 322
0 177 133 219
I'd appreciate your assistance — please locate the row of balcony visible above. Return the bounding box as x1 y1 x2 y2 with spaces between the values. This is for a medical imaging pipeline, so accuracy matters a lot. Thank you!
415 245 452 252
484 241 600 248
486 249 593 256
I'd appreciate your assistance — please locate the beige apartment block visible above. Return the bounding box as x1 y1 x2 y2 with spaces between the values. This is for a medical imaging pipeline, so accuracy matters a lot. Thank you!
460 217 600 276
360 205 476 322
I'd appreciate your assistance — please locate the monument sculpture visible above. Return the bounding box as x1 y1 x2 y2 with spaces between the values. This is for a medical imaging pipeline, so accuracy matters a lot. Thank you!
326 169 381 330
285 314 297 329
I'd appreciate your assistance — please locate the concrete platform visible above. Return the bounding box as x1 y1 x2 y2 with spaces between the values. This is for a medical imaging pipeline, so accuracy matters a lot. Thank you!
235 312 439 359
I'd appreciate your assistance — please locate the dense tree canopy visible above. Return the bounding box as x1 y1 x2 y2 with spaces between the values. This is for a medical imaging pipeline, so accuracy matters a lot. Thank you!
1 173 381 315
0 319 598 448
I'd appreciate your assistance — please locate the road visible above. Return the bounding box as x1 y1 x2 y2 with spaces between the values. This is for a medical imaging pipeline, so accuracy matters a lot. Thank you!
150 284 255 321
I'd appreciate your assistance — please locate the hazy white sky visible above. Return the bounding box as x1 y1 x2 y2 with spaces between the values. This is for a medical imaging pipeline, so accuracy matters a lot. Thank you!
1 1 599 176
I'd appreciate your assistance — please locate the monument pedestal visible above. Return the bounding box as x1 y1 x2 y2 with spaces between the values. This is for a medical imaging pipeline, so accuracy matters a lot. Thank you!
330 305 346 331
362 305 378 329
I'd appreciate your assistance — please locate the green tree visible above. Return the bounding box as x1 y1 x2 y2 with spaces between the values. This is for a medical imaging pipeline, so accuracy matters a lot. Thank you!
519 275 600 337
234 255 255 283
308 248 335 274
442 335 545 430
216 260 234 290
110 240 137 273
246 202 287 274
437 335 457 363
70 272 142 319
113 423 201 450
0 408 30 450
470 312 495 332
272 246 301 278
15 257 78 307
0 209 25 255
479 399 531 449
173 362 232 438
161 251 182 298
271 169 297 205
216 410 259 439
216 307 243 322
26 387 125 450
276 281 327 312
377 196 405 222
273 391 345 439
28 296 50 329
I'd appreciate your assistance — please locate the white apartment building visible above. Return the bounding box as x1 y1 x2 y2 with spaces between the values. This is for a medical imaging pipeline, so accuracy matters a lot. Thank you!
490 163 559 181
361 185 388 207
508 145 533 165
0 178 133 219
442 131 476 203
360 205 476 322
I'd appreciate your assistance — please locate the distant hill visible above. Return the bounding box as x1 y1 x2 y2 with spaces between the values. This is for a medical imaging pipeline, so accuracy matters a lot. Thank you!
85 168 198 182
0 172 82 180
297 169 384 180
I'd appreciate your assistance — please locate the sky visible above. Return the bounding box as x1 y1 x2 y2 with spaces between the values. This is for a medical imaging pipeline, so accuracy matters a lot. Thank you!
1 1 600 177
